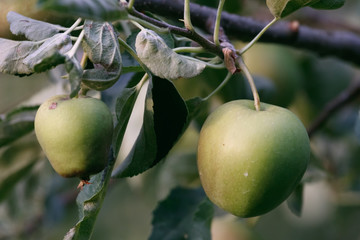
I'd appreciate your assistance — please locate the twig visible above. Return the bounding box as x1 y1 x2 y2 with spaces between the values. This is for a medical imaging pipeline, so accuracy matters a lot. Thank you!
133 0 360 66
307 80 360 137
128 7 223 57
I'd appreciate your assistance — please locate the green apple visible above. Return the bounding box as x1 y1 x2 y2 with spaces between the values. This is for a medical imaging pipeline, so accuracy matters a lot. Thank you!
197 100 310 218
34 95 113 180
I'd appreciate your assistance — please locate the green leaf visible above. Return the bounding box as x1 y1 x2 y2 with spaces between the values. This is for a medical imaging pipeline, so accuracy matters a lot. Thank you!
355 110 360 143
113 76 188 177
0 38 41 75
24 33 72 73
64 152 114 240
149 187 214 240
310 0 345 9
113 86 139 155
0 33 71 76
38 0 127 21
0 106 39 148
266 0 320 18
0 141 40 203
286 183 304 217
81 20 122 90
65 57 83 98
135 29 206 80
7 11 61 41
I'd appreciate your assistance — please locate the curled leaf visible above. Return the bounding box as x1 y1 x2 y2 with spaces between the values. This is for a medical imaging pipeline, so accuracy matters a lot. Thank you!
23 33 72 73
65 57 83 97
0 39 40 75
81 20 122 90
135 29 206 80
112 76 188 178
0 34 71 76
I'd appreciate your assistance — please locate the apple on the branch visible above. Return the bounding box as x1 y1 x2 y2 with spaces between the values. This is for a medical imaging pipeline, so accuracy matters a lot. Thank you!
197 99 310 218
34 95 113 184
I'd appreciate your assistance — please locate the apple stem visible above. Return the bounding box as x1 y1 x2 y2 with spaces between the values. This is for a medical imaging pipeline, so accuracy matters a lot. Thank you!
77 178 91 190
238 57 261 111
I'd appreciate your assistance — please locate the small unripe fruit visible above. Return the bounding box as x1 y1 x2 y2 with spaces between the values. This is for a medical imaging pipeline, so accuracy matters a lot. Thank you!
197 100 310 218
35 95 113 180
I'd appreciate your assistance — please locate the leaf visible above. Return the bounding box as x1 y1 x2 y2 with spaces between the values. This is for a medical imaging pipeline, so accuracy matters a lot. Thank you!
0 106 39 148
149 187 214 240
113 76 188 177
135 29 206 80
38 0 127 21
355 110 360 143
65 57 83 98
7 11 61 41
286 183 304 217
310 0 345 9
113 86 139 155
81 20 122 90
0 141 40 203
0 38 41 75
0 33 72 76
64 152 114 240
23 33 72 73
266 0 320 18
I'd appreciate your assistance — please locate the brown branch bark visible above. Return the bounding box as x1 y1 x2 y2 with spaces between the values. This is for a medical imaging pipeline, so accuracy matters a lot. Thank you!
133 0 360 66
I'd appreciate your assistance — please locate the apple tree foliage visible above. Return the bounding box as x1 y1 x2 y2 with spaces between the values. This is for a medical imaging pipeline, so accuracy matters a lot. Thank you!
1 0 360 239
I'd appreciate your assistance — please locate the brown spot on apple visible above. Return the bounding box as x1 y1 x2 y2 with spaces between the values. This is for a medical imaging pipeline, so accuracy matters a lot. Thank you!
49 102 57 110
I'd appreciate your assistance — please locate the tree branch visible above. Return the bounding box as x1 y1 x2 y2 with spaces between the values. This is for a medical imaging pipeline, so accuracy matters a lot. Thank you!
128 7 223 57
133 0 360 66
307 80 360 137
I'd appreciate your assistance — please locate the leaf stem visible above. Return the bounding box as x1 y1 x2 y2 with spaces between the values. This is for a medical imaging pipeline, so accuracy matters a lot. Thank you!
66 30 85 59
238 57 261 111
128 16 169 33
128 0 135 10
63 18 83 36
238 17 278 55
182 55 225 69
214 0 226 46
173 46 206 53
203 71 232 101
184 0 194 31
130 20 146 31
80 52 88 69
137 73 150 91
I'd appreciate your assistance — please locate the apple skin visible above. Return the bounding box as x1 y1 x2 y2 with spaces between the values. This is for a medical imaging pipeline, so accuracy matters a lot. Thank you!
34 95 113 179
197 100 310 218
